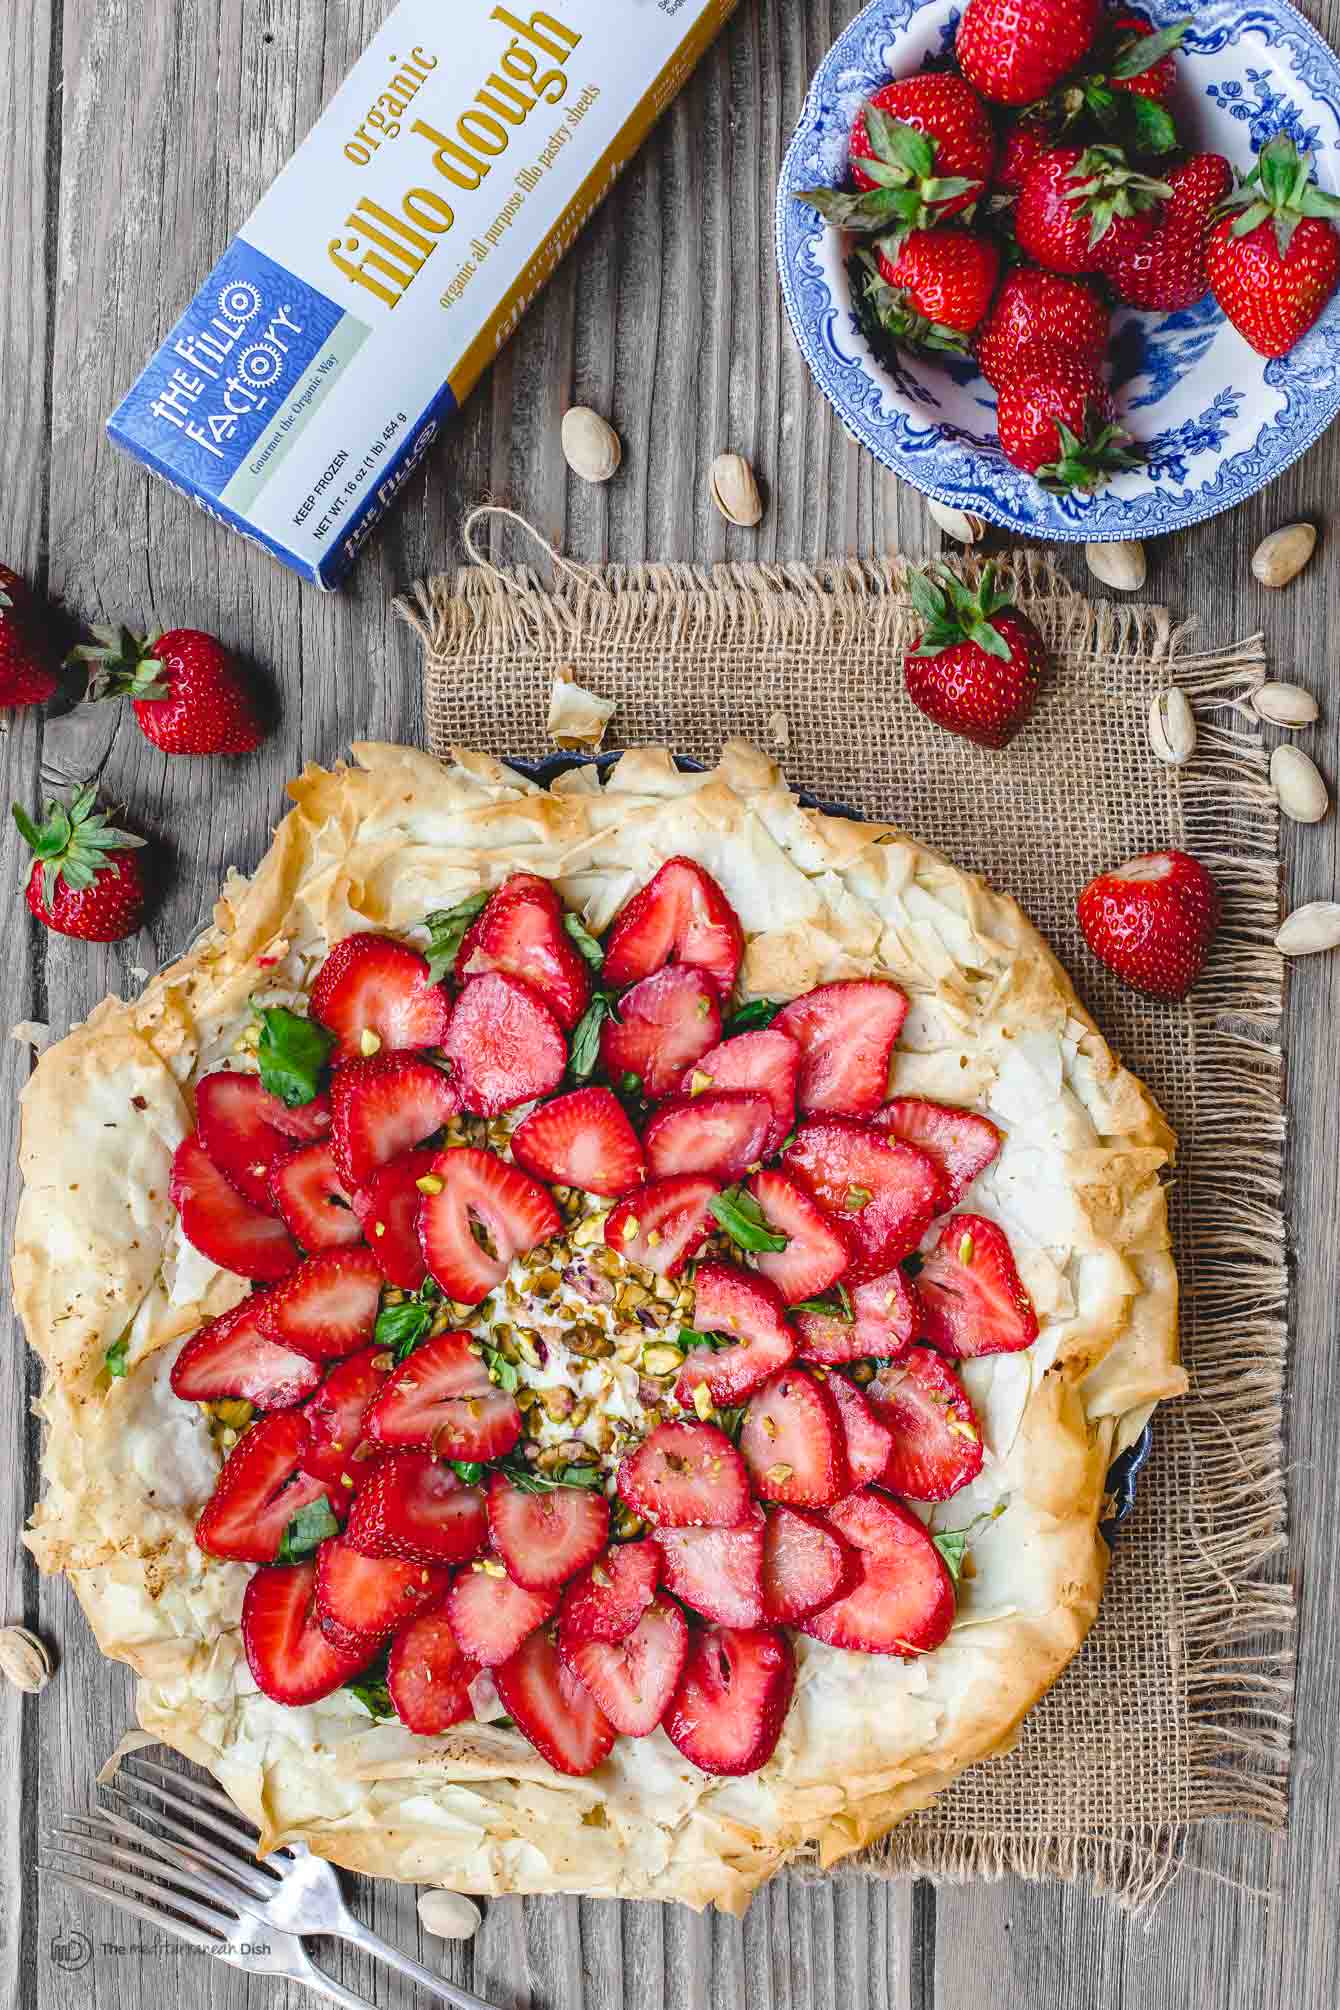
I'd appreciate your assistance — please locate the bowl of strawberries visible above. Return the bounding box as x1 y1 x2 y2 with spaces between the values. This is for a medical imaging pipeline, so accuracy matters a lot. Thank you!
777 0 1340 540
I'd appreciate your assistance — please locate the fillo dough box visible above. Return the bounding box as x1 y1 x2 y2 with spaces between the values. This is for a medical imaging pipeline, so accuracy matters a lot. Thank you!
107 0 738 588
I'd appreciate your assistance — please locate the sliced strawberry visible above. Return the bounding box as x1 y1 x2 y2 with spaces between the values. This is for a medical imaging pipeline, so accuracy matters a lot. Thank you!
674 1260 795 1407
243 1562 368 1706
486 1473 610 1592
267 1090 333 1142
793 1269 918 1367
455 873 590 1031
510 1086 645 1199
643 1090 773 1183
329 1052 459 1190
657 1509 766 1627
171 1133 302 1283
599 966 722 1101
915 1214 1039 1359
868 1348 984 1501
347 1452 489 1565
351 1149 436 1289
445 1559 559 1667
761 1505 858 1625
196 1071 297 1210
311 932 452 1064
873 1097 1003 1205
681 1027 799 1156
171 1295 321 1409
195 1411 330 1563
315 1535 451 1649
561 1599 689 1737
300 1345 392 1488
256 1248 384 1363
603 1174 717 1279
270 1142 362 1253
664 1625 795 1777
773 980 908 1118
557 1539 663 1648
822 1369 894 1492
616 1419 751 1527
603 856 744 999
495 1626 616 1775
800 1490 955 1658
745 1170 851 1305
386 1607 480 1734
417 1147 561 1304
441 972 566 1117
739 1367 849 1508
365 1330 522 1461
783 1120 946 1280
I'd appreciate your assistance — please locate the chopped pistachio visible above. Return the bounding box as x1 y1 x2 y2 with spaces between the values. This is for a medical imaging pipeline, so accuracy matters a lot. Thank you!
691 1383 715 1422
539 1385 575 1422
765 1463 794 1486
572 1212 610 1247
642 1342 685 1377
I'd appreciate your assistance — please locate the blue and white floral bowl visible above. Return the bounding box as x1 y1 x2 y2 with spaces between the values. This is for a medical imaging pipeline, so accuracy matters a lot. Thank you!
776 0 1340 541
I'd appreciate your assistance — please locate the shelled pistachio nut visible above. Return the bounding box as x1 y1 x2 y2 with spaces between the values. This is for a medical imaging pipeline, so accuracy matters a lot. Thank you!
1276 902 1340 955
1085 540 1146 591
709 452 764 527
1252 522 1317 588
926 499 986 544
561 406 622 483
1252 681 1320 729
1148 688 1196 766
1270 744 1329 822
0 1626 52 1693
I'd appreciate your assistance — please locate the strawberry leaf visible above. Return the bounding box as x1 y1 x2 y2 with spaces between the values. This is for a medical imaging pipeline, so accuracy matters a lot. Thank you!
1109 19 1189 77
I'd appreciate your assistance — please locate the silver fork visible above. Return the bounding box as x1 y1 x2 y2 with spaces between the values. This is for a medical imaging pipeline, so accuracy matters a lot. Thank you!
45 1819 374 2007
51 1759 499 2010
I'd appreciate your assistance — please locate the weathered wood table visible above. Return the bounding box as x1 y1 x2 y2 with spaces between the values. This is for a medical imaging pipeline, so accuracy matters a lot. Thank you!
1 2 1334 2005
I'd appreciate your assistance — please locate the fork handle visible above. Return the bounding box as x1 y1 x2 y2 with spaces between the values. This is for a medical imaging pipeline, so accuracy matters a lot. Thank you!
342 1919 500 2010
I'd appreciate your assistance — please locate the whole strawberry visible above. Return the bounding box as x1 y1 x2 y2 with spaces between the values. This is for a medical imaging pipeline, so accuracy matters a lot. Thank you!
1100 152 1233 310
1207 134 1340 357
996 122 1050 195
1105 13 1187 103
13 785 148 942
0 565 59 709
904 562 1049 749
1016 145 1171 273
977 270 1109 390
996 342 1138 492
74 624 265 756
872 228 1001 344
1033 15 1190 153
796 78 995 235
957 0 1100 106
1077 850 1219 1000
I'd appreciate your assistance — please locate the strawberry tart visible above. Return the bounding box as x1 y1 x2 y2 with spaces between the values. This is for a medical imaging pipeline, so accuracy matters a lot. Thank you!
14 741 1184 1911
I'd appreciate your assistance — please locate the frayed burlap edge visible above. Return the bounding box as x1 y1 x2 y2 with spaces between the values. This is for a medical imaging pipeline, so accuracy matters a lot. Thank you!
398 535 1293 1920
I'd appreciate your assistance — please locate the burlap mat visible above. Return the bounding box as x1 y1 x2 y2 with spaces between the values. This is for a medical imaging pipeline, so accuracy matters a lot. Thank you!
398 517 1293 1914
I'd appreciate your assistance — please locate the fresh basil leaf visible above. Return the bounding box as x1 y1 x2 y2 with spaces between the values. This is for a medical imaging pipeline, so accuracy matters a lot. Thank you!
709 1185 789 1254
677 1325 730 1352
277 1495 341 1565
448 1459 487 1485
563 911 605 971
932 1528 971 1583
344 1649 396 1720
481 1342 520 1394
791 1284 855 1323
255 1006 335 1108
500 1458 605 1494
423 892 489 984
723 998 783 1036
105 1335 130 1379
569 992 616 1081
776 1128 799 1155
714 1405 746 1442
375 1297 436 1362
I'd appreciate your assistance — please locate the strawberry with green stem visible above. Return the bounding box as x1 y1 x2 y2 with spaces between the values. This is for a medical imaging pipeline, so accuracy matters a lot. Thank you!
13 784 148 941
995 342 1139 493
74 623 265 756
903 563 1049 750
795 81 994 234
1016 145 1172 273
957 0 1101 107
1032 17 1191 156
1207 134 1340 357
853 227 1001 353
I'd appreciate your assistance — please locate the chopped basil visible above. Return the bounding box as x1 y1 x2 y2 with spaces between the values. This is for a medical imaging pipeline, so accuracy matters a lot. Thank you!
618 1072 643 1097
344 1649 396 1721
500 1459 605 1494
569 992 618 1081
709 1185 789 1254
932 1501 1008 1586
563 911 605 971
255 1005 335 1108
104 1335 130 1379
677 1326 730 1351
277 1495 340 1565
480 1342 520 1394
776 1128 798 1154
423 892 489 984
374 1285 439 1362
724 998 783 1035
792 1283 854 1322
448 1460 487 1485
714 1405 746 1443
